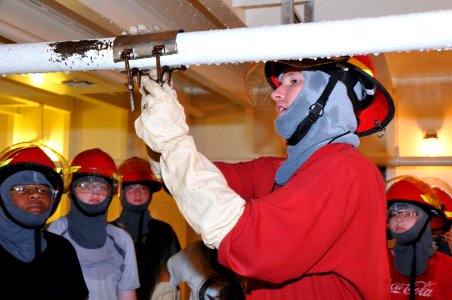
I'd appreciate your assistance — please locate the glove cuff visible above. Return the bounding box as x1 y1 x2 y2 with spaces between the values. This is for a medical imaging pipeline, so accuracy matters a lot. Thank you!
160 134 188 157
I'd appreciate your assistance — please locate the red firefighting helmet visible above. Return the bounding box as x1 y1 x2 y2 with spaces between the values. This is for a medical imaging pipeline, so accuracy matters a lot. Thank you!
70 148 118 193
244 55 395 137
386 175 448 232
422 177 452 222
0 142 69 216
118 157 161 192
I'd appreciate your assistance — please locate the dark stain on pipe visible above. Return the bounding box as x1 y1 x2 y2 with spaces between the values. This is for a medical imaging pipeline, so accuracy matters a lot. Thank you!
48 40 112 63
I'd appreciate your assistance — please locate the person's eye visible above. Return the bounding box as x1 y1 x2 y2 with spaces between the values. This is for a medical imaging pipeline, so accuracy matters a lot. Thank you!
14 186 26 193
79 183 90 190
37 188 48 193
289 79 297 85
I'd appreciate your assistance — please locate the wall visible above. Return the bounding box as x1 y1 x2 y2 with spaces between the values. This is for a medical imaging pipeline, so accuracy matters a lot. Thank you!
192 105 284 162
69 100 127 160
0 113 13 152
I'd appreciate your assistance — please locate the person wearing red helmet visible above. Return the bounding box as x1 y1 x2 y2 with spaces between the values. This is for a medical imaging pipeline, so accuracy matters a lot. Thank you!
134 56 394 299
111 156 180 300
423 177 452 256
0 143 88 300
386 176 452 299
48 148 139 300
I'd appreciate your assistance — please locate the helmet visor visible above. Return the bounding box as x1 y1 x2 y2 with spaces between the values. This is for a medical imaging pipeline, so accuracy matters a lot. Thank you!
244 57 347 110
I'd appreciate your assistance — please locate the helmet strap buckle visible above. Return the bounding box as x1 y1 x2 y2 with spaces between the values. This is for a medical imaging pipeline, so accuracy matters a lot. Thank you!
286 72 341 146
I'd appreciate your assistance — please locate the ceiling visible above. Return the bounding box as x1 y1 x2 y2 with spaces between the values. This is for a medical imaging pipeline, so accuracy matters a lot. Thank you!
1 0 452 120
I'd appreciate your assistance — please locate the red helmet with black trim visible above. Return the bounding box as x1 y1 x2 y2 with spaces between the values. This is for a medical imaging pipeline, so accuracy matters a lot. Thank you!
118 157 161 192
0 142 69 217
386 175 448 232
244 55 395 137
70 148 118 193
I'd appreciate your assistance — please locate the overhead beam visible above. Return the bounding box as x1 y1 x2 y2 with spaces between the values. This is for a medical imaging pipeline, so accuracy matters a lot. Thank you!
191 0 246 28
0 78 74 112
0 20 43 43
180 66 248 106
37 0 123 36
232 0 305 8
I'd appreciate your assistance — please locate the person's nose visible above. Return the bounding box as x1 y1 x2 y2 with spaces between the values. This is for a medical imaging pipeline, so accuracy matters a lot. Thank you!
88 188 103 196
395 215 404 224
271 86 284 102
27 191 43 201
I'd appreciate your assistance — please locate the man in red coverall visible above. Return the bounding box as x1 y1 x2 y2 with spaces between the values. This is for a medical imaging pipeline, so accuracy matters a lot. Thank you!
135 56 394 299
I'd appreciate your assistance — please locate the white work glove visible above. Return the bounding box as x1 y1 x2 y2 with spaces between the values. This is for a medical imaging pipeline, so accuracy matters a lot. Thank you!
135 76 188 154
134 78 245 249
150 282 179 300
121 24 161 35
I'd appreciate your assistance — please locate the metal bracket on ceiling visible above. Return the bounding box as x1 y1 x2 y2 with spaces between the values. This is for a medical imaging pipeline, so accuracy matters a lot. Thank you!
113 31 186 111
281 0 314 24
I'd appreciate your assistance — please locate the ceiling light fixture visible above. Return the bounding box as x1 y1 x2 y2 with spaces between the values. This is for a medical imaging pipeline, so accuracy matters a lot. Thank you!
421 128 441 157
423 128 438 140
62 80 95 87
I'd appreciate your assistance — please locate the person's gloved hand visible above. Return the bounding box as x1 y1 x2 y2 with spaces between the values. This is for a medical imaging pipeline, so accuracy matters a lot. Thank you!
121 24 161 35
121 24 162 80
150 282 178 300
135 76 189 154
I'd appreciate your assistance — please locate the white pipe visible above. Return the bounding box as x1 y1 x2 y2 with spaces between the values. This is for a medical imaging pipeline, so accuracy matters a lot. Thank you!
369 156 452 167
1 10 451 75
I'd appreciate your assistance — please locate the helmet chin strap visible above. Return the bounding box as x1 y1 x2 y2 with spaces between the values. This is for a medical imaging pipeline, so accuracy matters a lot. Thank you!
408 214 432 300
286 70 342 146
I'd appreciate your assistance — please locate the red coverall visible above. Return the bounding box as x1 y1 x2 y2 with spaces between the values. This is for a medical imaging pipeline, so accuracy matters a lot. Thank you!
216 143 391 299
388 249 452 299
